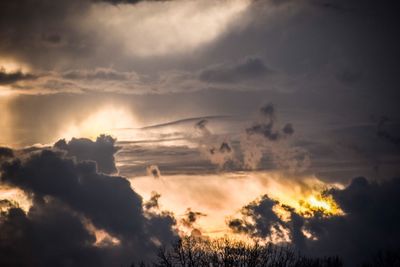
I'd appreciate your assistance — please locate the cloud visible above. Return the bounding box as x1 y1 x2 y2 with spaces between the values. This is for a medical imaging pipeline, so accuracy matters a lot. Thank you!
62 68 139 81
0 144 177 264
194 119 236 169
0 199 106 266
246 104 293 141
146 165 161 178
376 116 400 146
303 176 400 265
199 57 272 84
228 194 283 239
0 147 14 160
179 208 207 236
241 104 308 172
0 0 93 69
144 191 161 210
181 208 207 228
54 135 121 174
0 67 37 85
97 0 169 4
228 176 400 265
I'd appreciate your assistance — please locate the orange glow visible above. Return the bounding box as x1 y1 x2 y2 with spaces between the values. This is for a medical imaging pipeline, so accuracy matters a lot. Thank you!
130 171 344 241
60 105 137 141
0 186 32 212
301 194 343 217
84 220 121 247
0 59 31 73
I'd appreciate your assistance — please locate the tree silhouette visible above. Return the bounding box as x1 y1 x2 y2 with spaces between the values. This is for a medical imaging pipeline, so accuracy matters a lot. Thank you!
153 236 342 267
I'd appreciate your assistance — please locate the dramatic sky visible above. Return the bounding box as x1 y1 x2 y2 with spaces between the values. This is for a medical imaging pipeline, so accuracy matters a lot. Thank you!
1 0 400 266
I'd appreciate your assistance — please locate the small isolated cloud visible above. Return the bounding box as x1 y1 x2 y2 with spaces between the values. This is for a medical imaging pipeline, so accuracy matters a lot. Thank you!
147 165 161 178
181 208 207 229
144 191 161 210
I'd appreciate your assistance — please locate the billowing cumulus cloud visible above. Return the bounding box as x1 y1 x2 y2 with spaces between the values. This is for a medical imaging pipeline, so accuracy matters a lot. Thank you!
0 199 105 266
228 176 400 266
0 139 177 265
228 194 283 239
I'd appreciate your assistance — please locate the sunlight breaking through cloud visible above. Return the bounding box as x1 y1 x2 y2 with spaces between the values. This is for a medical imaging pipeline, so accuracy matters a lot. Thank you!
89 0 251 56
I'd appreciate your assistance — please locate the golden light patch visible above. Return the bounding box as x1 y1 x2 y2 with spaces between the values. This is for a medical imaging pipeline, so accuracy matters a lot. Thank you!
60 105 137 141
0 86 15 97
0 59 31 73
130 171 344 241
84 220 121 247
300 194 343 217
0 186 32 212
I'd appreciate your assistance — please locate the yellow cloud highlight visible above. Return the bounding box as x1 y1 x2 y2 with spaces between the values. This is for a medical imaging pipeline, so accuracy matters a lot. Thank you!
60 105 137 141
0 186 32 212
130 171 344 241
0 59 31 73
301 194 343 217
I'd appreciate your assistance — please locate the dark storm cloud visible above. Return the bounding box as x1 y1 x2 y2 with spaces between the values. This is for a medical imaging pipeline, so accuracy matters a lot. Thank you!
0 145 177 265
0 68 37 85
54 135 121 174
228 194 283 238
228 176 400 265
0 199 105 266
0 147 14 159
199 57 272 84
303 177 400 265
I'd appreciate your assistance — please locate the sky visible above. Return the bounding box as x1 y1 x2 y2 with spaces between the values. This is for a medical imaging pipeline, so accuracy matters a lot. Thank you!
1 0 400 266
